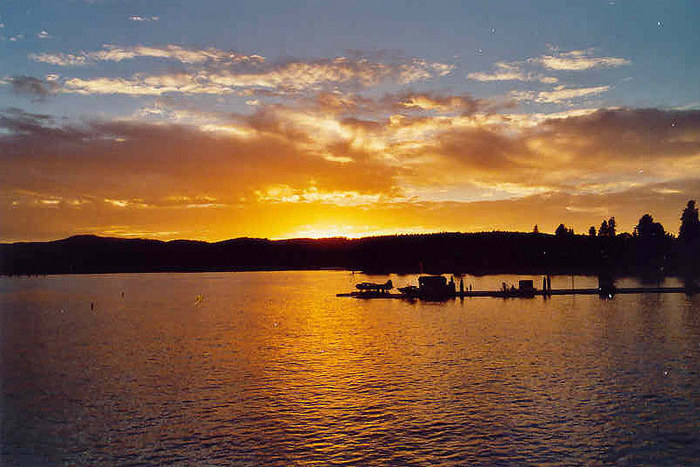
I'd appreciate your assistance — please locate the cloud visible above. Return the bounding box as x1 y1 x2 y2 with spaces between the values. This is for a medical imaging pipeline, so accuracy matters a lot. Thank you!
533 48 630 71
5 103 699 195
28 44 453 96
512 85 612 104
29 52 89 66
206 57 390 91
398 59 453 83
388 92 480 113
36 30 51 39
468 61 557 83
7 76 59 99
254 185 383 206
129 15 159 22
0 106 398 204
376 107 700 194
534 108 700 163
48 56 452 96
4 178 698 242
302 91 491 119
3 102 699 241
30 44 264 66
206 57 451 92
467 48 629 102
62 74 231 96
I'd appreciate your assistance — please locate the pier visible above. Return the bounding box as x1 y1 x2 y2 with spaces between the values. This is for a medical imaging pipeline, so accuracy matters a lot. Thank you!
457 286 691 298
337 285 696 300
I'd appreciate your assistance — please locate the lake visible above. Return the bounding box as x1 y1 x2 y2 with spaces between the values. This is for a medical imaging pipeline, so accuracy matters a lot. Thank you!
2 271 700 465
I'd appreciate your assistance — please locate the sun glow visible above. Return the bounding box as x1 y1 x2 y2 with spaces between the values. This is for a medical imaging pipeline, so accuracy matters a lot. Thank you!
276 224 435 239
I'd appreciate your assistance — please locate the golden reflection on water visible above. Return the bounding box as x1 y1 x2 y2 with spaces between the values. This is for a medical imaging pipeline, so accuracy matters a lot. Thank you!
1 271 699 464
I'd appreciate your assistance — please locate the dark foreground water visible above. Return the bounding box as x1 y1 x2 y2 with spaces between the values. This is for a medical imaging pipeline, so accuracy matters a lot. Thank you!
1 271 700 465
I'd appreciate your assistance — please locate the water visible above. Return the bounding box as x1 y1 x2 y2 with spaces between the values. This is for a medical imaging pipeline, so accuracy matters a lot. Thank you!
1 271 700 465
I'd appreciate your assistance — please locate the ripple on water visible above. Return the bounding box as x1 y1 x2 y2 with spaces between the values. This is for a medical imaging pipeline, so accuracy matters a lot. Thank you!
1 272 700 464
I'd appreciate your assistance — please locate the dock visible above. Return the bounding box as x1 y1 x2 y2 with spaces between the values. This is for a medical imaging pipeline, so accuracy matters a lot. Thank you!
338 274 699 300
460 286 690 298
337 286 694 300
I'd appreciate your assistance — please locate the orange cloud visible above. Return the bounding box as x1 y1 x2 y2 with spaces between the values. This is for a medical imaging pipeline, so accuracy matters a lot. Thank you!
2 103 700 241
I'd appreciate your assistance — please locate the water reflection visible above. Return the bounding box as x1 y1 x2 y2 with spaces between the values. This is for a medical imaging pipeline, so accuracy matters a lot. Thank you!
1 272 699 464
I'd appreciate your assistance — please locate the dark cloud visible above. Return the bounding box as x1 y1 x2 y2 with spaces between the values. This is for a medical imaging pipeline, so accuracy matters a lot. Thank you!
411 107 700 189
0 107 398 202
433 127 531 170
8 75 59 100
536 108 700 161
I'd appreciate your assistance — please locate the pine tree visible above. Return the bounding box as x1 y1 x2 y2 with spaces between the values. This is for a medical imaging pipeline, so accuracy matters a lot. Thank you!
555 224 568 237
680 200 700 242
635 214 665 238
555 224 573 237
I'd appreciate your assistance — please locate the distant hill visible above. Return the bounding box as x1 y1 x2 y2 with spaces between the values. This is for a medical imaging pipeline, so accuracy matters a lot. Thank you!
1 232 699 276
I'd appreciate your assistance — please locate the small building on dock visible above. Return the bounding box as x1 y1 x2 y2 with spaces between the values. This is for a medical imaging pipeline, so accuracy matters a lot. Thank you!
418 275 453 299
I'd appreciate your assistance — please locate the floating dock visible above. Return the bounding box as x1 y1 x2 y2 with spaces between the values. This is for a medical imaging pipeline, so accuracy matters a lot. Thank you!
337 286 694 300
459 286 690 298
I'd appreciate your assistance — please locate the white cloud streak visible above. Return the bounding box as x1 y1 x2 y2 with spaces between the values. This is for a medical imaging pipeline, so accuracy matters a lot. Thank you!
468 61 557 83
30 44 265 66
51 51 452 95
534 49 630 70
512 85 612 103
129 15 159 22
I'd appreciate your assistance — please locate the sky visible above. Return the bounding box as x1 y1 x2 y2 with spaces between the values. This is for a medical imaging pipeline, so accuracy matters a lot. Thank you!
1 0 699 242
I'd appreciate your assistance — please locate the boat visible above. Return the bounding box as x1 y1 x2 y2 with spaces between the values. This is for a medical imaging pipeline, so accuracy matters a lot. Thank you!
417 275 455 299
397 285 419 298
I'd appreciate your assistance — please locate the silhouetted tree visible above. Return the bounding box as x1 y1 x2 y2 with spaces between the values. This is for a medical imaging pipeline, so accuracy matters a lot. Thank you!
555 224 574 237
598 217 616 237
588 226 596 237
679 200 700 242
533 224 539 234
634 214 666 238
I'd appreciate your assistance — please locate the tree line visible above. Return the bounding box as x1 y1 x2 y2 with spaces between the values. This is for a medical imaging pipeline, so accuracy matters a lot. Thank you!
552 200 699 242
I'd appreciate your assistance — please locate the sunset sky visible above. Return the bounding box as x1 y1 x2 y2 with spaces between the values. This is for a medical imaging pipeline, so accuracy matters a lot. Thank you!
1 0 699 242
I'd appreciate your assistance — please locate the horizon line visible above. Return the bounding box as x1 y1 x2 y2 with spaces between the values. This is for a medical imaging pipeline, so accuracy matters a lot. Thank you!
1 229 645 246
